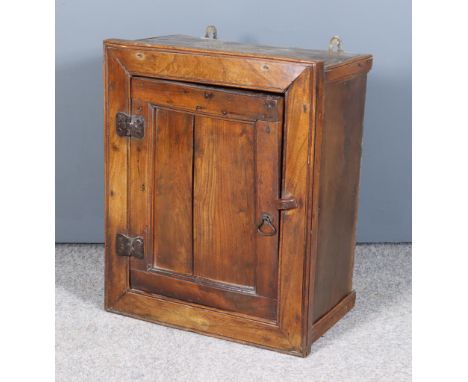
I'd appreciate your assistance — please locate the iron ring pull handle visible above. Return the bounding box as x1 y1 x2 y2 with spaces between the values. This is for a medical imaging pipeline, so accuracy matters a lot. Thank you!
256 213 277 236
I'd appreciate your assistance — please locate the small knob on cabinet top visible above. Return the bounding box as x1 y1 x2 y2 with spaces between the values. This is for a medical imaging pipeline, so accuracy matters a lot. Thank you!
204 25 218 39
328 35 343 54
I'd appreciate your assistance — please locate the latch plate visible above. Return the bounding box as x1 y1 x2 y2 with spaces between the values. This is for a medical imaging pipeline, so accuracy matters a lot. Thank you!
275 197 298 211
116 233 144 259
116 112 145 139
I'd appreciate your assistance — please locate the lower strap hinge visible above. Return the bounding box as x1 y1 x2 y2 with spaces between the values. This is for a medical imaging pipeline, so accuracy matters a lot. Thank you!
116 233 144 259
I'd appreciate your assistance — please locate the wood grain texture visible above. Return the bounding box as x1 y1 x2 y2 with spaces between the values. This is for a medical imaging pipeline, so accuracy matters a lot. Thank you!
304 62 325 353
128 99 151 271
130 269 277 320
152 108 194 274
325 56 373 82
309 291 356 344
132 77 283 122
106 44 307 92
106 36 371 68
111 291 299 354
277 68 315 353
311 74 368 323
193 116 256 287
254 120 281 298
126 80 284 324
104 48 130 308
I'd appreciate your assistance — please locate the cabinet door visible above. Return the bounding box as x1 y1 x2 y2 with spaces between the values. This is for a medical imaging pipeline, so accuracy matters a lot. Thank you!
127 78 284 321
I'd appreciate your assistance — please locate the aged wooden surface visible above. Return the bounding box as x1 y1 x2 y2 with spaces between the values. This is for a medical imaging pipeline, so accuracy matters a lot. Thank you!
304 62 325 352
128 99 151 272
311 74 368 324
132 77 283 122
152 109 194 274
107 45 307 92
309 291 356 344
110 35 371 67
104 48 130 307
277 67 315 352
193 116 256 286
104 34 372 356
254 120 282 298
110 291 298 354
130 269 277 321
325 56 373 82
126 78 283 321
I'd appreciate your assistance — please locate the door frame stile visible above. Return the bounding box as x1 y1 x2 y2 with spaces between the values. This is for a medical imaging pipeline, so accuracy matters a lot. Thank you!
104 48 131 308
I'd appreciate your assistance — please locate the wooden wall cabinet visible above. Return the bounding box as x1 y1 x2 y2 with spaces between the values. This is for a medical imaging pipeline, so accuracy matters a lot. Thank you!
104 31 372 356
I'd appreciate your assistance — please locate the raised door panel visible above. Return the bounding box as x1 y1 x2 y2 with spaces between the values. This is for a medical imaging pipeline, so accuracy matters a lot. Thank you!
193 116 256 287
152 109 194 275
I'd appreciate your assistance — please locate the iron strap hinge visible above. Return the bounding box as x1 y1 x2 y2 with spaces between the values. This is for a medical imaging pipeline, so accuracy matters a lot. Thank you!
116 112 145 139
116 233 144 259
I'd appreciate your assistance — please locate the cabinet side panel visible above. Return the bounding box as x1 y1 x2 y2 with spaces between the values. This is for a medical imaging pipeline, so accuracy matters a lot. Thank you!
312 74 367 322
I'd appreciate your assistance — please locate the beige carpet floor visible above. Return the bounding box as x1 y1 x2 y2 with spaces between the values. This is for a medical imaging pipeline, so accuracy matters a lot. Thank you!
56 243 411 382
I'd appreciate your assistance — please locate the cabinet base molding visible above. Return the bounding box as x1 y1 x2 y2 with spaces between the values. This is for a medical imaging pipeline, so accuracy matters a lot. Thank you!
309 291 356 348
105 290 356 357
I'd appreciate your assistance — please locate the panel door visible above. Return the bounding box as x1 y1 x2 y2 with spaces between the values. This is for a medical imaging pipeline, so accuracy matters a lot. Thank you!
127 78 284 321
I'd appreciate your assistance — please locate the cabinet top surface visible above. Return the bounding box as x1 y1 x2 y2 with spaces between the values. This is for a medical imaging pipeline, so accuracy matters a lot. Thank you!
105 35 371 68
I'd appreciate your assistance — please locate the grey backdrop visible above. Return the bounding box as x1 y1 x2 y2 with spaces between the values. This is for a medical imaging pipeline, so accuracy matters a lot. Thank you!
56 0 411 243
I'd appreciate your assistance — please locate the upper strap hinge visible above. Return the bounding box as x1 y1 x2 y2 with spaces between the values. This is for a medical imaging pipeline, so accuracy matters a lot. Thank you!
116 112 145 139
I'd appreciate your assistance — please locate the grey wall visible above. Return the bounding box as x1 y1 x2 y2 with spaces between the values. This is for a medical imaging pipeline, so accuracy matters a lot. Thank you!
56 0 411 243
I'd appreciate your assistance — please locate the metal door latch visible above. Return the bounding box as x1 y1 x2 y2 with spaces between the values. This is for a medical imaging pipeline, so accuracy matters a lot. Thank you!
275 197 298 211
116 112 145 139
116 233 144 259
